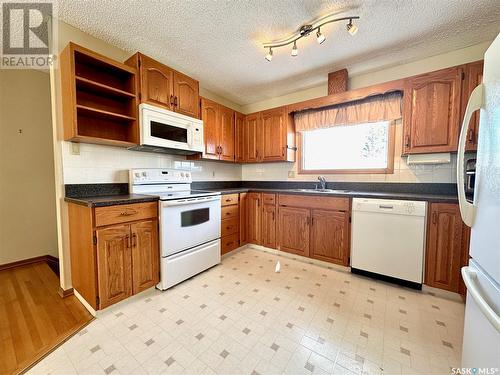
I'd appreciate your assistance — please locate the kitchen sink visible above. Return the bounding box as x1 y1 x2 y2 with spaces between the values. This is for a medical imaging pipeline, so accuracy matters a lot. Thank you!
292 188 351 194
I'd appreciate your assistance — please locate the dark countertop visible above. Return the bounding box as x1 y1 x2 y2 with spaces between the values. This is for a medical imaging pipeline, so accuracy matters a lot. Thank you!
206 187 458 203
65 194 159 208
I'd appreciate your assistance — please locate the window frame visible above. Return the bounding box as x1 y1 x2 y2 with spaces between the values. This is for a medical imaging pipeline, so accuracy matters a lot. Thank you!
297 121 396 175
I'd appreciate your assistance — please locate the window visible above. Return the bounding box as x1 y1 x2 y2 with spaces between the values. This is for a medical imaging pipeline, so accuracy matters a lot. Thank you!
300 121 394 173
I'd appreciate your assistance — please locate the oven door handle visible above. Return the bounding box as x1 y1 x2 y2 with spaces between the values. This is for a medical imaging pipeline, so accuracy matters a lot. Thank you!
162 196 221 207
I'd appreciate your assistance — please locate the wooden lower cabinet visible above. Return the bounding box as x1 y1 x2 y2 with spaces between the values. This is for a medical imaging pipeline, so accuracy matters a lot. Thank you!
310 209 350 266
239 192 248 245
220 193 241 255
96 225 133 309
247 193 262 244
425 203 465 292
68 201 159 310
278 206 310 257
262 203 276 248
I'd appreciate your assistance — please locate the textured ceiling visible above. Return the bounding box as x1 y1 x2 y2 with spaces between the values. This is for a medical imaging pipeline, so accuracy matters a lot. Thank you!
58 0 500 105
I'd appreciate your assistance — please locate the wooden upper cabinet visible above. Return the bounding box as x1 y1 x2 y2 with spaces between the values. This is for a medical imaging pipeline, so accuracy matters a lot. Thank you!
425 203 463 292
96 224 133 309
131 220 159 294
235 112 246 163
126 52 199 118
173 71 199 118
200 98 220 160
261 107 286 161
310 209 350 266
278 206 310 257
219 105 235 161
403 66 463 154
247 193 262 245
462 60 484 151
245 113 262 162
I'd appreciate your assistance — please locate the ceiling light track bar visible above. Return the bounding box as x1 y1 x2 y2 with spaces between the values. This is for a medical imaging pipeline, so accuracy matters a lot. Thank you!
263 16 360 48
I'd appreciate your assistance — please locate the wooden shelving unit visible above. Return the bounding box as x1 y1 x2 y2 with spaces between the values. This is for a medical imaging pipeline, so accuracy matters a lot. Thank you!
60 42 139 146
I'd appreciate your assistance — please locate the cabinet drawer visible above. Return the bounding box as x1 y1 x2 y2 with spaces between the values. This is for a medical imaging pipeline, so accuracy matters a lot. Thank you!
262 193 276 205
279 194 350 211
221 233 239 255
221 217 239 237
221 193 239 207
221 205 239 220
95 202 157 227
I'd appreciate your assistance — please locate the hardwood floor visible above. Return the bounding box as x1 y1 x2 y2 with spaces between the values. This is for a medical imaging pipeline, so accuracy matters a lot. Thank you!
0 262 93 374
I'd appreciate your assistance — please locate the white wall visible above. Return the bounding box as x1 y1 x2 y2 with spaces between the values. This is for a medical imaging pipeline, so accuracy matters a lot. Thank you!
0 70 58 264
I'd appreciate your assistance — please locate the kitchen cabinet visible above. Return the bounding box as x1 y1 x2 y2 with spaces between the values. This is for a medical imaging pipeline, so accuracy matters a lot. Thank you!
425 203 464 292
462 60 484 151
403 66 463 154
244 113 261 162
60 42 139 147
310 209 350 266
68 201 159 310
239 192 248 245
278 206 310 257
221 194 240 255
235 112 246 162
261 107 287 161
247 193 262 244
277 194 350 264
195 98 235 161
125 52 199 119
261 194 277 249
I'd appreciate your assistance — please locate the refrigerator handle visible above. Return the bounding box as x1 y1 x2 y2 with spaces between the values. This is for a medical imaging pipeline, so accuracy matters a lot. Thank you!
457 84 483 227
461 266 500 333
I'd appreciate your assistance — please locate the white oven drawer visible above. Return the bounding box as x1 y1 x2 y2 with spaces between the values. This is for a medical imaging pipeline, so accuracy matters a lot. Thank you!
160 196 221 256
157 239 220 290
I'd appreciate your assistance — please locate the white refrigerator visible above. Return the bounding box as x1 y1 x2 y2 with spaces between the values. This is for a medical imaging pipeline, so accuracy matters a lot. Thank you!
458 33 500 369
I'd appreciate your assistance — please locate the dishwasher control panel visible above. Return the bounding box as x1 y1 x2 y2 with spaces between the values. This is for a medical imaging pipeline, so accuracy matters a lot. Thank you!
353 198 427 216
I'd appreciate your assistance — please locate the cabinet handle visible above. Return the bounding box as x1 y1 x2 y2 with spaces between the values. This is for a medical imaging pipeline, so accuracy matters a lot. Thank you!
120 209 137 216
174 96 178 107
432 211 437 224
256 149 259 159
170 95 175 106
125 235 131 249
311 217 314 226
468 128 474 143
282 147 285 157
132 233 137 247
404 135 410 148
272 212 275 221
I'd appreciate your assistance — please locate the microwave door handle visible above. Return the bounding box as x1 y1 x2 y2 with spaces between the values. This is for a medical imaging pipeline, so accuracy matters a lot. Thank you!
162 196 220 207
187 126 193 148
457 84 482 227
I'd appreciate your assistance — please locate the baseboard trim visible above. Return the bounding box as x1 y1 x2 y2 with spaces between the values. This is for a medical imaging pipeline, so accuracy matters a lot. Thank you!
58 287 74 298
0 255 59 272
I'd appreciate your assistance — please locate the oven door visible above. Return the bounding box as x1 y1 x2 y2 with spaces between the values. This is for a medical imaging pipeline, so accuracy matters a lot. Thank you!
160 196 221 256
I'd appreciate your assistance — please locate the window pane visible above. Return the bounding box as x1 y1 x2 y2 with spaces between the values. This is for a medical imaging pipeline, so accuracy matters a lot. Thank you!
302 121 390 171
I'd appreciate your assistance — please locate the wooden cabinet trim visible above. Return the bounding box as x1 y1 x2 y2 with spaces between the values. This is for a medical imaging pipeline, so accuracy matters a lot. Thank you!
278 194 350 211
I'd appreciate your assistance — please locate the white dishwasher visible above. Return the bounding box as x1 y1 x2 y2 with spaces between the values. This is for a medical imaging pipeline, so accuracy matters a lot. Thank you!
351 198 427 288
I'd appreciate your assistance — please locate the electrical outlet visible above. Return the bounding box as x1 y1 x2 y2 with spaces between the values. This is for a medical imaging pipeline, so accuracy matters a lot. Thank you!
212 171 215 177
71 142 80 155
288 170 295 178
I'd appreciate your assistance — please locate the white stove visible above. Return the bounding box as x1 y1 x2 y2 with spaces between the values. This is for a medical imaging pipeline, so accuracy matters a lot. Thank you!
130 168 221 290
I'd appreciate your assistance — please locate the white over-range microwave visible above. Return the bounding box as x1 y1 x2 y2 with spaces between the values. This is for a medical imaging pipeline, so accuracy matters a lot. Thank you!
129 103 204 155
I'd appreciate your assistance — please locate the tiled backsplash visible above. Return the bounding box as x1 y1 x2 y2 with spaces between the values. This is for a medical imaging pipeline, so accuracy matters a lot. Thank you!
61 142 242 184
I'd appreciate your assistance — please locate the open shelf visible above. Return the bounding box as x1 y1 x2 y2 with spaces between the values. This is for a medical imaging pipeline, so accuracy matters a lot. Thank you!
61 42 139 146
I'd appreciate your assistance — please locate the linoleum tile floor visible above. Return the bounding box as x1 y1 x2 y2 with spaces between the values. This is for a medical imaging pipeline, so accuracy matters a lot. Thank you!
27 247 464 375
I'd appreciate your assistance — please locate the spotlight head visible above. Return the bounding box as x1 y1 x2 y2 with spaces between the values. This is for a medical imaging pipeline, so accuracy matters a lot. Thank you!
347 20 358 35
316 28 326 44
291 41 298 57
265 47 273 61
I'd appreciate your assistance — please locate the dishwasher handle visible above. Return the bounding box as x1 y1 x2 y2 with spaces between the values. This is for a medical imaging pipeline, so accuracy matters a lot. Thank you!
378 205 394 209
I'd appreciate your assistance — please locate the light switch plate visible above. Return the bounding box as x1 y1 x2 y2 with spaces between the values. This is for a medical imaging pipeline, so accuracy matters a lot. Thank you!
71 142 80 155
288 170 296 178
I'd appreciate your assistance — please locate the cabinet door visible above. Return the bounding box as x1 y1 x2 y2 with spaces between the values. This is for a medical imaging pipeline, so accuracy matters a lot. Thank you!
239 192 248 245
278 206 310 257
96 225 132 309
261 108 285 161
262 204 276 249
247 193 262 244
219 105 235 161
131 220 159 294
245 113 261 162
403 67 462 154
200 98 219 160
235 112 246 162
425 203 463 292
462 61 483 151
139 54 174 110
173 71 199 118
310 209 349 266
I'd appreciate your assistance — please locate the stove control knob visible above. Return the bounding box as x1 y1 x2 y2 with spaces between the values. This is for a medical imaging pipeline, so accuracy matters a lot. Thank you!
186 173 190 178
181 172 185 177
134 172 140 178
142 172 147 177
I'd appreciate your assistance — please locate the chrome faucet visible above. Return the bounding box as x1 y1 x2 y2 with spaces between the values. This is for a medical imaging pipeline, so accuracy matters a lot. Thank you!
317 176 327 190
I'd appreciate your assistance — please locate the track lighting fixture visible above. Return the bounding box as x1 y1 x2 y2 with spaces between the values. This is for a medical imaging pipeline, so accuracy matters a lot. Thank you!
263 13 359 61
347 19 358 35
265 47 273 61
316 28 326 44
